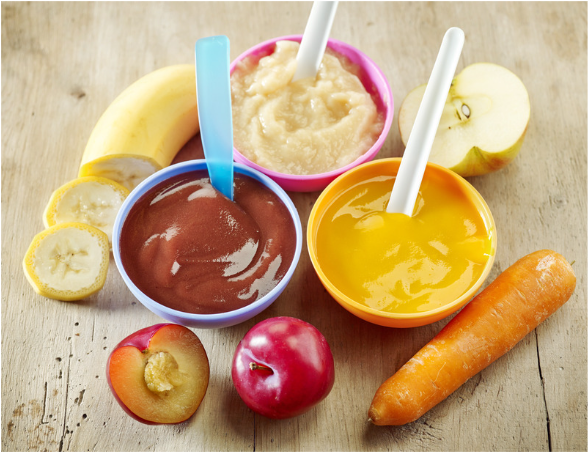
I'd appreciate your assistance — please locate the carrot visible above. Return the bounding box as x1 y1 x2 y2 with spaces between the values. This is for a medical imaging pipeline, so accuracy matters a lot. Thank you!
368 249 576 426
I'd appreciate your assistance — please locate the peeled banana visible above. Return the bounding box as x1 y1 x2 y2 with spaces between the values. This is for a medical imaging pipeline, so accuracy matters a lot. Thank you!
23 223 110 301
43 176 129 244
79 64 199 190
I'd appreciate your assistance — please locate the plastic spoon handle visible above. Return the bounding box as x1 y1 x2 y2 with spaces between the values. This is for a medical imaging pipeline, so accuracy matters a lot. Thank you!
292 1 339 82
386 27 465 215
195 35 234 201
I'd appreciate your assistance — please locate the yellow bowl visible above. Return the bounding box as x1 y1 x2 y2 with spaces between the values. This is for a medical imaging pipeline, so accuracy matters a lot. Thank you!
307 158 497 328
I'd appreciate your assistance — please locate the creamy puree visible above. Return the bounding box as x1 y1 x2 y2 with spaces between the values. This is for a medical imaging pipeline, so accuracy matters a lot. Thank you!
119 170 296 314
231 40 384 175
316 172 493 314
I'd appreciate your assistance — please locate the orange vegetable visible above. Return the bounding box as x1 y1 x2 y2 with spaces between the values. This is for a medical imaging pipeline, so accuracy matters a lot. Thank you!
368 249 576 426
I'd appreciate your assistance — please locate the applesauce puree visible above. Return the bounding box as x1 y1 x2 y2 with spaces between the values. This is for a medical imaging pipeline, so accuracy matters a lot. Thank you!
315 172 493 313
231 41 384 175
119 170 296 314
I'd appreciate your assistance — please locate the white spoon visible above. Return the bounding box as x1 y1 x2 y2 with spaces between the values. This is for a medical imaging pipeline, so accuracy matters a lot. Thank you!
292 1 339 82
386 27 465 215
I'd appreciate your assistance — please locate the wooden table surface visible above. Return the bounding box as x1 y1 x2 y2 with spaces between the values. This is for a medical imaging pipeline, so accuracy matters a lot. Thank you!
2 2 586 452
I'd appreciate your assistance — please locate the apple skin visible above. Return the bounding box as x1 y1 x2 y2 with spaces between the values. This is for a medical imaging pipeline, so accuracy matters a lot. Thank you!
232 316 335 419
107 323 209 425
448 137 526 177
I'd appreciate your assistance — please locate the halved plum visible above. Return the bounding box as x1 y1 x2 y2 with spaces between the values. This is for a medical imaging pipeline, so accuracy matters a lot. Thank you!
107 323 209 424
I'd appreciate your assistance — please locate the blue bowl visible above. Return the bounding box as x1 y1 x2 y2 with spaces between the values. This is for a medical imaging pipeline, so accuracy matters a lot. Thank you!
112 160 302 329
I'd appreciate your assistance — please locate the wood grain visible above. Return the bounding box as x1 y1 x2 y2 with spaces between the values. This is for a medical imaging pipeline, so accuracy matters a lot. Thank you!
2 2 586 451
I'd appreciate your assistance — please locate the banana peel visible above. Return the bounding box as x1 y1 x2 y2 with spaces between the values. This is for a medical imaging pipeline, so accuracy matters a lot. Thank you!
79 64 200 190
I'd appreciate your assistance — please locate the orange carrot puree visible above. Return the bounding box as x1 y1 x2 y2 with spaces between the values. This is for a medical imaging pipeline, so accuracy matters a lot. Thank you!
316 172 493 314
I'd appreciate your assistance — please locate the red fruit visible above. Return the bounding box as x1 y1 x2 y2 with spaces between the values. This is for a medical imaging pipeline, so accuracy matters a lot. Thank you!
232 316 335 419
107 324 209 424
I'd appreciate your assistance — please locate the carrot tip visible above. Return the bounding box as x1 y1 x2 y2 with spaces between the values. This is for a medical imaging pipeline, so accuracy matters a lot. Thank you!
368 407 380 424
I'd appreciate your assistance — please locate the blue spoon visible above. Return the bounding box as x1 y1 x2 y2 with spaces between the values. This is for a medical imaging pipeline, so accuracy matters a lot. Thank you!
195 35 234 201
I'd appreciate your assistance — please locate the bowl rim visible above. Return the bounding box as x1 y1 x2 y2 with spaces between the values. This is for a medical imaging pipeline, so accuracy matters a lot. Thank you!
229 34 394 183
307 157 497 322
112 159 303 324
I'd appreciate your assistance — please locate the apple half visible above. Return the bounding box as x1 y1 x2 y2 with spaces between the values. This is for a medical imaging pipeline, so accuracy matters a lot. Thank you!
107 324 209 424
398 62 530 177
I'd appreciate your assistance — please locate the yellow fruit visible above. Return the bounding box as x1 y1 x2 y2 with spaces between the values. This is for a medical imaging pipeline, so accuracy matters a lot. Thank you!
398 62 530 177
23 223 109 301
43 176 129 244
79 64 199 190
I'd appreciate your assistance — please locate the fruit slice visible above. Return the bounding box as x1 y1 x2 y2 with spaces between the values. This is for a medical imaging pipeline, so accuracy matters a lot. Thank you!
107 324 210 425
23 222 109 301
43 176 129 244
398 62 530 177
79 64 200 190
80 157 160 194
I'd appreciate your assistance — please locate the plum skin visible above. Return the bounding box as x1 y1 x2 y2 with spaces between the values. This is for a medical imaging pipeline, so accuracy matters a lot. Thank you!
232 316 335 419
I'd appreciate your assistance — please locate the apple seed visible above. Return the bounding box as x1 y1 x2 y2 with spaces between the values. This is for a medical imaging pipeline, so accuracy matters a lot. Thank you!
461 103 471 118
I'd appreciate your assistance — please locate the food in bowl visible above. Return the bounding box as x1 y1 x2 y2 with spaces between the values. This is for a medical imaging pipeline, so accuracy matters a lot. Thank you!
308 159 496 327
231 40 385 176
118 169 297 315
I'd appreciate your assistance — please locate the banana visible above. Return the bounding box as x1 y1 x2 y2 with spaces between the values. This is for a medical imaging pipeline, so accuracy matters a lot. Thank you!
23 222 110 301
43 176 129 244
79 64 199 190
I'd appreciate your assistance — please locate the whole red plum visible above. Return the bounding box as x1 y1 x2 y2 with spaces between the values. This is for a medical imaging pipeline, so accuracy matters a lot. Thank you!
231 316 335 419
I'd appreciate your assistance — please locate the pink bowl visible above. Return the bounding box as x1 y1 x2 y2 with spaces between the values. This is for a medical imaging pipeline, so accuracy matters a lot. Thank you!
230 34 394 193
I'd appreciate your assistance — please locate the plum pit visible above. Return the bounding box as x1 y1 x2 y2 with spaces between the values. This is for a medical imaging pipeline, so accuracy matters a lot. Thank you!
144 351 184 393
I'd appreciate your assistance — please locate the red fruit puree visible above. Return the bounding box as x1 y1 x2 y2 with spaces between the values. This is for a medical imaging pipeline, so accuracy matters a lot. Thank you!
119 170 296 314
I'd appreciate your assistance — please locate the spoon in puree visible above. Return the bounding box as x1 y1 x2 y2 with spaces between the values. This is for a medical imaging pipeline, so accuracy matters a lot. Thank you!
195 35 234 200
386 27 465 216
292 1 339 82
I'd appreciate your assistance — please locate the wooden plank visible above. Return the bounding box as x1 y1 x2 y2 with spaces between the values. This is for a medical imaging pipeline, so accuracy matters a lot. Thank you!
2 2 586 451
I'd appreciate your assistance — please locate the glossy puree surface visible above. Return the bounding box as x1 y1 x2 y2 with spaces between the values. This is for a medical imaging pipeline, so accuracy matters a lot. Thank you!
315 171 493 314
119 170 296 314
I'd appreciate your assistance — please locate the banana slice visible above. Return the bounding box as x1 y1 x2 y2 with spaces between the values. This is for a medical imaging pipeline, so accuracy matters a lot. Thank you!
23 223 110 301
79 64 199 191
43 176 129 244
79 157 159 194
